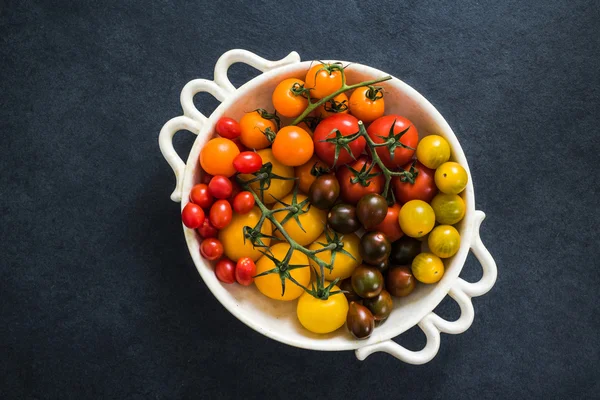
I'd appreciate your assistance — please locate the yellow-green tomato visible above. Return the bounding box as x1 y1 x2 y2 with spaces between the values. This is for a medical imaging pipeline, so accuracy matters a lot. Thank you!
428 225 461 258
398 200 435 238
430 193 466 225
272 193 326 246
416 135 451 169
412 252 445 284
218 206 272 262
297 284 349 334
309 232 362 280
254 243 311 301
435 162 468 194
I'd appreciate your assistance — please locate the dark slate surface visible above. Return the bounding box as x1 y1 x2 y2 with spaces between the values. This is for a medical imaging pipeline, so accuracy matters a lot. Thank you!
1 0 599 398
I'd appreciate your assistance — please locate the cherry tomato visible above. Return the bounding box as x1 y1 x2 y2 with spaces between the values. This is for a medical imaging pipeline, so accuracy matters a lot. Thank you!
398 200 435 238
363 290 393 321
430 193 466 225
239 110 278 150
215 258 236 284
348 86 385 123
416 135 451 169
386 266 416 297
200 173 213 185
255 243 311 301
346 302 374 339
272 126 314 167
359 232 391 265
232 191 255 214
272 78 309 118
428 225 461 258
181 203 205 229
238 149 295 204
392 161 438 204
297 283 348 334
412 252 445 284
197 218 218 239
315 93 349 119
235 257 256 286
308 174 340 210
304 63 343 99
208 175 233 199
351 265 384 298
367 115 418 167
200 238 223 261
336 156 384 205
272 193 326 246
368 203 403 242
219 207 272 262
313 114 366 167
189 183 213 209
209 199 232 229
327 203 360 234
340 278 362 303
309 232 362 281
216 117 241 139
199 138 240 177
389 236 422 265
435 162 468 194
233 151 262 174
356 193 388 230
294 155 329 194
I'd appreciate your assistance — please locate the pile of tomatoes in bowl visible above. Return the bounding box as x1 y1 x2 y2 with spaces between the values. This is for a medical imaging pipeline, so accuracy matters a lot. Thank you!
180 63 469 339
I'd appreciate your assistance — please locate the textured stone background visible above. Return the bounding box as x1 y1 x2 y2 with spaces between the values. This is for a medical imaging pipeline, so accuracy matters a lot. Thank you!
1 0 598 398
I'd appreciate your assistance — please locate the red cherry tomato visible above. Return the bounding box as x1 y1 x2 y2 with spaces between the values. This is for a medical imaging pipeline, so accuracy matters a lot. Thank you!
208 175 233 199
200 238 224 261
181 203 205 229
233 151 263 174
216 117 241 139
368 203 404 242
233 191 255 214
313 114 366 167
189 183 214 209
235 257 256 286
209 199 233 229
336 156 385 205
367 115 419 167
197 218 218 238
215 258 236 284
392 161 438 204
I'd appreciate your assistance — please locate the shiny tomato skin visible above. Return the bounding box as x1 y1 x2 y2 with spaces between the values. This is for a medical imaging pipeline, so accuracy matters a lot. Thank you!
367 115 418 167
181 203 205 229
215 258 236 284
233 151 263 174
235 257 256 286
208 175 233 199
392 162 438 204
209 199 233 229
336 156 384 205
368 203 404 242
313 114 366 167
216 117 241 139
197 218 218 238
189 184 214 209
232 191 255 214
200 238 224 261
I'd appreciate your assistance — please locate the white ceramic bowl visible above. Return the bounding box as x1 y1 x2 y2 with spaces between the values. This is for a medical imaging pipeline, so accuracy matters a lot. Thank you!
159 49 497 364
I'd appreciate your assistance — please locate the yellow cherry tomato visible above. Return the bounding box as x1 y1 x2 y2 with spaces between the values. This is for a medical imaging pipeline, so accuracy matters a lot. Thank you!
416 135 451 169
398 200 435 238
348 86 385 123
199 137 240 177
305 63 343 99
272 126 314 167
254 243 311 301
239 149 294 204
239 110 278 150
308 232 362 280
435 162 468 194
297 284 348 334
218 206 272 262
315 93 349 119
272 193 326 246
431 193 466 225
412 252 445 283
272 78 309 118
294 155 328 194
428 225 461 258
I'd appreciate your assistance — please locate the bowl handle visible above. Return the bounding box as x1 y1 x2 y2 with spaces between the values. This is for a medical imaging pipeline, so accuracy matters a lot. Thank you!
355 210 498 364
159 49 302 202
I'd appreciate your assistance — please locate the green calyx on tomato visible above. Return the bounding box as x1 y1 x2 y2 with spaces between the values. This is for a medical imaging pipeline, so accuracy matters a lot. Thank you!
365 86 384 101
347 157 382 187
314 228 357 274
237 161 296 203
319 127 361 167
254 108 281 130
271 185 312 231
253 245 310 297
374 119 415 159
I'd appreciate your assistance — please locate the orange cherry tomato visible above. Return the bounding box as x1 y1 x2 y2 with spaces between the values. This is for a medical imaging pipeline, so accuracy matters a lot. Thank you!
239 110 278 150
272 126 314 167
315 93 349 119
294 155 329 194
304 63 343 99
272 78 309 118
349 86 385 123
199 138 240 177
